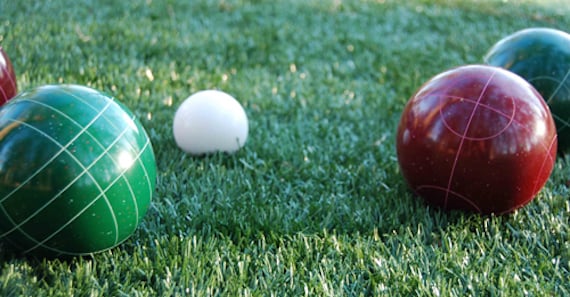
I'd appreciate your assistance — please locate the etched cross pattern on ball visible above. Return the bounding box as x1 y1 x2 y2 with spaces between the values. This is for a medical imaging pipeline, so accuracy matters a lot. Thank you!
0 85 156 256
426 72 554 213
396 65 557 214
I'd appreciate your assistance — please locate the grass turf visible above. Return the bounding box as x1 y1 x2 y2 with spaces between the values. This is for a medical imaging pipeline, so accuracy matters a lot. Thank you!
1 0 569 295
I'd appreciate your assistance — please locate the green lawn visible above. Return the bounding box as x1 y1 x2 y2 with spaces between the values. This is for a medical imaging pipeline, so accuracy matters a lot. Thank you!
1 0 569 295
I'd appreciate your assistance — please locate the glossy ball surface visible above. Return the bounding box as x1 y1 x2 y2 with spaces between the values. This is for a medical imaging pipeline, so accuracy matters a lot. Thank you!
396 65 557 214
173 90 248 155
0 47 17 104
0 85 157 256
484 28 570 152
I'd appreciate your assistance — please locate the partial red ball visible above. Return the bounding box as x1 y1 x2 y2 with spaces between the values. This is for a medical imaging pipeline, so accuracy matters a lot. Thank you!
0 47 17 105
396 65 557 214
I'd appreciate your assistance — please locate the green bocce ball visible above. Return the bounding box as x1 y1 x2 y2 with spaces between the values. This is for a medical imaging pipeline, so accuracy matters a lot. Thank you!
0 85 156 256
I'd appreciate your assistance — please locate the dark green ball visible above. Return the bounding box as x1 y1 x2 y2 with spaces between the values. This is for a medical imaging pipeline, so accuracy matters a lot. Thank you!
485 28 570 152
0 85 156 256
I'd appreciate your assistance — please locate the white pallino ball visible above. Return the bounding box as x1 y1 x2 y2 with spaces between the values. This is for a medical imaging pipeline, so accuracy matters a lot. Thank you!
173 90 249 155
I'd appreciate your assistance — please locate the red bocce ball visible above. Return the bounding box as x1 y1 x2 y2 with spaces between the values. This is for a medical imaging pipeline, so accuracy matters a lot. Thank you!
396 65 557 214
0 47 17 105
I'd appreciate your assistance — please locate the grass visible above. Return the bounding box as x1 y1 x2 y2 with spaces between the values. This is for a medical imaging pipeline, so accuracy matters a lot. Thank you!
1 0 569 295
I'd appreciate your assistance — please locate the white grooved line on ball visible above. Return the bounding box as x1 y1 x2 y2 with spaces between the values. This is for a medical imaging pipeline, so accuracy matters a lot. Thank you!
551 114 570 133
0 115 133 252
61 88 153 219
531 135 558 197
0 100 113 206
0 119 126 253
541 68 570 104
24 138 151 255
17 98 141 224
7 116 141 255
443 70 496 208
439 94 516 141
0 100 114 236
0 89 152 255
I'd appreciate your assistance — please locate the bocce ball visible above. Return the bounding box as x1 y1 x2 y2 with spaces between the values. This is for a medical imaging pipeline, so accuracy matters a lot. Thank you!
173 90 249 155
0 84 157 256
0 47 17 104
396 65 557 215
484 28 570 152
